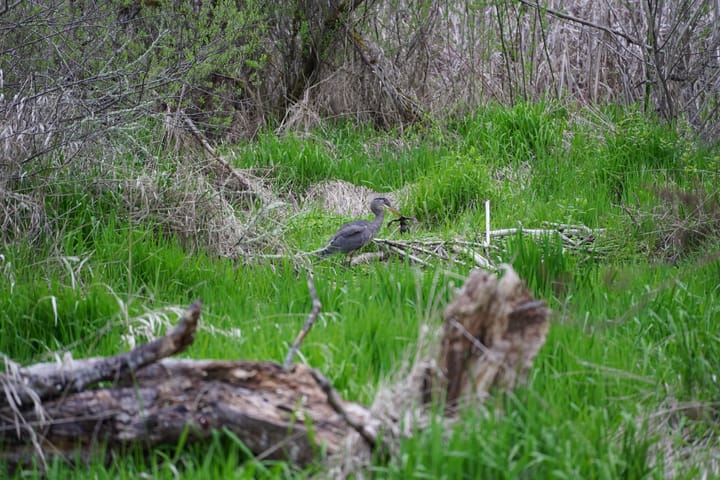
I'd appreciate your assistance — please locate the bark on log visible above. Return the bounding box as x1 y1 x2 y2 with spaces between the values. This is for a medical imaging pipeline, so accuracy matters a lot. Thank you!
1 359 364 468
0 267 548 473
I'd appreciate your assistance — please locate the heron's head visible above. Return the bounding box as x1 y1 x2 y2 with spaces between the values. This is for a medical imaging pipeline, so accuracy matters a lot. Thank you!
371 196 401 215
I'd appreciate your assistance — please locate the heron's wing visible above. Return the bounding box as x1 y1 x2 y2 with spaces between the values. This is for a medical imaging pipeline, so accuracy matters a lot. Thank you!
330 221 368 239
328 220 371 250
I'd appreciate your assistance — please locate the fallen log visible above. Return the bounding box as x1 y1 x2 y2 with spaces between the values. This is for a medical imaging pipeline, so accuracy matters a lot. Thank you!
1 359 365 468
0 266 549 474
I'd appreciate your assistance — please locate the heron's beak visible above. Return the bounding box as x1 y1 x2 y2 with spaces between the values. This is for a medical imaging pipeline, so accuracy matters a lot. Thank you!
386 205 401 215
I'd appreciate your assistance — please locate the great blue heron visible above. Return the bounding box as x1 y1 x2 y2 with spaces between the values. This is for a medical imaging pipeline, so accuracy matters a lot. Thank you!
316 197 400 258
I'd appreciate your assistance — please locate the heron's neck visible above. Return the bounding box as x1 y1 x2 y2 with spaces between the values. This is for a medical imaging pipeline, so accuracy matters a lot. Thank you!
369 208 385 234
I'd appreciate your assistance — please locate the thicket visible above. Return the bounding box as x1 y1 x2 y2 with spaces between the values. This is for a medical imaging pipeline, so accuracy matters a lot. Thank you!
2 0 719 167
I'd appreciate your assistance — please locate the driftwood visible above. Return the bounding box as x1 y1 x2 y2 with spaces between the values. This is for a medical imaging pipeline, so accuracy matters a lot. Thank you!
0 267 549 474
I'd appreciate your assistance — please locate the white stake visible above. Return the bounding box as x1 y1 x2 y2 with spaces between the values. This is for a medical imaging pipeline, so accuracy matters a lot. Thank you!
485 199 491 247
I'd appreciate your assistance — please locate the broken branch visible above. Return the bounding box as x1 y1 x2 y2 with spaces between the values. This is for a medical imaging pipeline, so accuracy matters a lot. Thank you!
1 301 200 409
283 272 322 370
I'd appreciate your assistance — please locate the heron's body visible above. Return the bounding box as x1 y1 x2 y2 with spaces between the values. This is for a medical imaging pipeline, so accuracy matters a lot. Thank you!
317 197 399 258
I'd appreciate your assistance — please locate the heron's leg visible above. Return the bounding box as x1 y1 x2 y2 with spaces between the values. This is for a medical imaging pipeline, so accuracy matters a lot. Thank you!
344 249 357 266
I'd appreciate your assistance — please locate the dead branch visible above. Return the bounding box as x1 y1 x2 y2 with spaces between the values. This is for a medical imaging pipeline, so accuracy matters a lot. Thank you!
373 238 486 268
283 272 322 370
373 223 605 267
386 244 432 266
1 301 200 409
483 226 603 240
450 244 493 269
311 369 379 450
518 0 646 48
177 110 261 203
349 251 388 265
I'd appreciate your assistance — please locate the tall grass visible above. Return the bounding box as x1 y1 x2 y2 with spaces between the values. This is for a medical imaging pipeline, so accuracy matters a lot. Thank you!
229 124 441 193
2 103 719 478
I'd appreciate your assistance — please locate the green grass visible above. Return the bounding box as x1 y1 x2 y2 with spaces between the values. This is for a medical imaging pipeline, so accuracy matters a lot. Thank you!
229 123 441 193
2 103 720 478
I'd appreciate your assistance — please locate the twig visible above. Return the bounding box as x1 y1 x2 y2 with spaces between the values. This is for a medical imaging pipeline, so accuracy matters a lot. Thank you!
620 204 640 226
233 201 286 249
387 245 431 266
377 223 603 246
310 369 378 450
375 222 605 266
181 111 216 157
180 111 258 198
283 272 322 370
375 238 483 267
350 252 386 265
376 238 449 259
542 222 596 234
486 227 598 238
451 245 492 268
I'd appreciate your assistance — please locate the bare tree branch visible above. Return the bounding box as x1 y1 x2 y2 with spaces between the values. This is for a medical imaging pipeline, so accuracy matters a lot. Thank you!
519 0 646 47
283 272 322 370
1 301 200 408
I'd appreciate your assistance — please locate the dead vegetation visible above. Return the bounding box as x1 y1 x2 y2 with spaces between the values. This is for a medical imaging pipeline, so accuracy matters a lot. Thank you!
123 163 286 258
2 0 719 163
624 184 720 263
651 186 720 263
0 188 49 245
1 0 718 257
644 399 720 478
304 179 398 217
